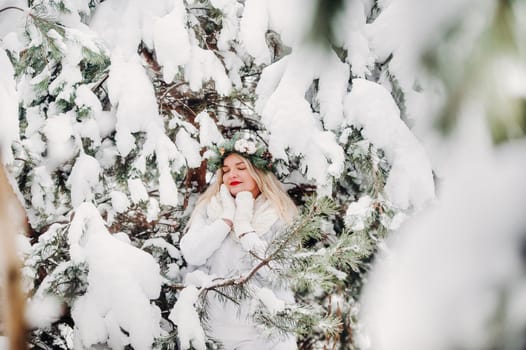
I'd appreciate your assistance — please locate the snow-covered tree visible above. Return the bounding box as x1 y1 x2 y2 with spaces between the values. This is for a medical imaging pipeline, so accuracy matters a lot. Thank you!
0 0 437 349
358 0 526 349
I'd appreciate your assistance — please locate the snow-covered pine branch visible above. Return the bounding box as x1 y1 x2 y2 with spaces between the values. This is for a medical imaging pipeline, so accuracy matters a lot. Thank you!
168 197 379 345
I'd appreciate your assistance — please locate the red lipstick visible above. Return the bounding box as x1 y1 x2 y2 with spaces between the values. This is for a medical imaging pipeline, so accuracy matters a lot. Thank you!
230 181 241 186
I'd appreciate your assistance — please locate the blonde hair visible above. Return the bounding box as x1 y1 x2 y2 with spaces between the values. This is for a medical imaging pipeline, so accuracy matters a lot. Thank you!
192 154 298 224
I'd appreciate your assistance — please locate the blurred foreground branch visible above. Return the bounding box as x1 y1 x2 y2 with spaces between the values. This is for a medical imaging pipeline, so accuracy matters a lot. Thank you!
0 159 28 350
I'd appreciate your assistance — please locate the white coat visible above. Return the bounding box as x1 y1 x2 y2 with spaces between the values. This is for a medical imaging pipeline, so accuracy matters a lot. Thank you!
180 193 297 350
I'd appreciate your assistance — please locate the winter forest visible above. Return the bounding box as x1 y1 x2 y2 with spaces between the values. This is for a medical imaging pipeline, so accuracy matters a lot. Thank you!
0 0 525 349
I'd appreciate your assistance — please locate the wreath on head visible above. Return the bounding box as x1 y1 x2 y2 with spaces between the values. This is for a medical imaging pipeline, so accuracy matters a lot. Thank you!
207 132 274 173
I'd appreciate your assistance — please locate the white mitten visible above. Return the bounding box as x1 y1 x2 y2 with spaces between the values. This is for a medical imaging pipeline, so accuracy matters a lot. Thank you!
240 232 267 257
220 184 235 222
233 191 255 236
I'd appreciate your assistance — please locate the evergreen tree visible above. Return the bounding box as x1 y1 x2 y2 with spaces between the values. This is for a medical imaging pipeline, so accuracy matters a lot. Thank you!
0 0 435 349
358 1 526 349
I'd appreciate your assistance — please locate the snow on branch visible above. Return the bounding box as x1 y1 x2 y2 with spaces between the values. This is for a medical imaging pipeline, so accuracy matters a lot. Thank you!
67 203 162 350
170 197 348 341
344 79 435 210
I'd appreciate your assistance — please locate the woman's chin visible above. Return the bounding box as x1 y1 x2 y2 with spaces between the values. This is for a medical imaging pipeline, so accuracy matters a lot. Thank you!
228 185 259 197
228 187 242 196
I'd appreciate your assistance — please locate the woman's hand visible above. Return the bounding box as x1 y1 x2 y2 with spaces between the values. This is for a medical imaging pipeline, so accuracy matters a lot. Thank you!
220 184 235 227
240 232 267 257
233 191 255 237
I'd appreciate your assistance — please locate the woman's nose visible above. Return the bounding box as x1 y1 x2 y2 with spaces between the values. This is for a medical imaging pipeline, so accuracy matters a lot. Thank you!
226 169 238 179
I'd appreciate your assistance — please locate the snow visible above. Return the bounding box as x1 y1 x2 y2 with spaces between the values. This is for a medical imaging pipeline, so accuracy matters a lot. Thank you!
110 190 130 213
67 0 91 16
176 129 202 168
107 50 164 157
169 285 206 350
166 263 181 280
23 107 45 138
66 26 104 54
153 0 191 83
257 45 346 190
47 29 67 54
185 45 232 96
332 0 373 78
386 212 407 231
75 118 102 147
26 295 62 329
359 116 526 349
146 197 160 222
67 153 101 208
97 139 119 169
2 30 23 54
28 65 49 86
96 111 118 140
0 48 19 164
221 50 244 89
112 231 131 245
155 135 182 206
0 1 26 40
169 110 198 133
366 0 494 126
42 113 77 170
255 287 285 314
27 22 43 47
210 0 239 51
195 111 224 147
239 0 271 64
326 266 347 281
89 0 217 112
133 155 147 174
75 84 103 115
317 50 350 131
184 270 217 288
368 0 489 65
158 170 179 207
48 42 83 100
343 79 435 210
142 238 181 260
266 0 317 47
89 0 173 55
344 195 373 231
128 178 149 204
68 202 162 350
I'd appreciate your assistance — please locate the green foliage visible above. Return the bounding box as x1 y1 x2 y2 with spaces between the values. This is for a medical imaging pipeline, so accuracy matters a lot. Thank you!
43 261 89 303
29 224 70 279
80 48 110 82
27 223 89 303
24 14 66 64
29 323 74 350
152 333 180 350
32 0 71 14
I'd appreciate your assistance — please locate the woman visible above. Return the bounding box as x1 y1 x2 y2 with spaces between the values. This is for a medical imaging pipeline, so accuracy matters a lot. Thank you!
180 133 298 349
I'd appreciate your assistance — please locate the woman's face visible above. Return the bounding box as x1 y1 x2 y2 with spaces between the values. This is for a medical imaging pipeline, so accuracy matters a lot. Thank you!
222 153 261 198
